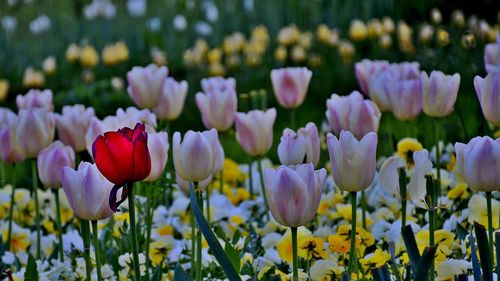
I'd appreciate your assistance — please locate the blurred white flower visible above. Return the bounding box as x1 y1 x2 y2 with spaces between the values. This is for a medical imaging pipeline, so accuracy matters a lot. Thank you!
84 0 116 20
173 15 187 31
29 14 51 35
148 17 161 32
203 1 219 22
127 0 147 17
62 229 83 252
2 252 15 265
244 0 254 11
195 21 212 36
1 16 17 33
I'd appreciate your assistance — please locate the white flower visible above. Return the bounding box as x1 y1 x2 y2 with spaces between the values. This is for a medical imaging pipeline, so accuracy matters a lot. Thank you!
148 17 161 32
310 259 341 281
203 1 219 22
127 0 146 17
62 229 83 253
84 0 116 20
29 14 51 35
2 252 15 265
436 259 471 281
173 15 187 31
195 21 212 36
1 16 17 33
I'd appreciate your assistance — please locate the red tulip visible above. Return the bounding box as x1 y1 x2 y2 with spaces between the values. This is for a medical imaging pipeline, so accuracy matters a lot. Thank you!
92 123 151 186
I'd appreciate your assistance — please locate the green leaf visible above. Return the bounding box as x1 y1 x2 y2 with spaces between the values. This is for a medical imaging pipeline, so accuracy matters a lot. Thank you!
24 253 39 281
173 264 190 281
496 231 500 281
401 225 421 273
189 184 242 281
455 223 468 241
372 265 391 281
474 222 493 281
414 245 437 281
469 232 482 281
224 242 241 272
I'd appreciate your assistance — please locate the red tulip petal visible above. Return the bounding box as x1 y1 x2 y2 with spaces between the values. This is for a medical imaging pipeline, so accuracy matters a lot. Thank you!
118 127 134 139
93 131 134 185
132 131 151 181
131 123 145 141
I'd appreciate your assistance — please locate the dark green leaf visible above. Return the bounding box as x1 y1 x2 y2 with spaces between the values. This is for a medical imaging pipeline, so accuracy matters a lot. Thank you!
173 264 190 281
225 242 241 272
24 253 39 281
455 223 468 241
414 245 437 281
372 265 391 281
401 225 421 272
469 233 482 281
456 274 469 281
474 222 492 281
189 184 242 281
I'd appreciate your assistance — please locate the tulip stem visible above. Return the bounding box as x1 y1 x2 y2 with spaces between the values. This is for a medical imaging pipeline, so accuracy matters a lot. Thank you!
248 157 253 197
290 109 296 129
81 219 92 281
206 184 211 223
257 159 270 220
196 187 203 281
219 169 224 194
486 191 494 265
6 164 16 251
91 220 102 281
32 160 41 259
145 185 153 281
291 226 298 281
128 183 142 281
429 207 436 281
54 189 64 262
434 119 441 187
190 199 196 280
399 168 407 229
348 192 357 278
361 191 366 229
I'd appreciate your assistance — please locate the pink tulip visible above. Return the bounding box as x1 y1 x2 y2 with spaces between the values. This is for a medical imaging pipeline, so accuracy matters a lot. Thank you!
127 64 168 109
0 112 25 163
325 91 381 139
55 105 95 152
153 78 188 121
484 34 500 73
264 163 326 227
277 122 320 167
16 89 54 111
16 108 55 158
327 130 377 192
173 129 224 182
176 172 211 194
354 59 389 94
144 132 169 182
37 141 75 189
61 162 115 221
368 71 393 111
474 73 500 126
235 108 276 156
270 67 312 109
195 77 237 131
455 137 500 192
115 107 157 131
421 71 460 117
386 79 422 121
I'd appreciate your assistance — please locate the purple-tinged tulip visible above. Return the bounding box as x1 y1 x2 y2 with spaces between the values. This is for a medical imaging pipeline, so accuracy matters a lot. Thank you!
235 108 277 156
0 108 15 127
85 116 120 158
195 77 238 132
327 130 377 192
16 108 55 158
127 64 168 109
176 172 211 194
368 71 393 111
277 122 320 167
388 62 420 80
325 91 381 140
16 89 53 111
354 59 389 94
474 73 500 126
144 132 169 182
37 141 75 189
421 71 460 117
0 112 25 163
264 163 326 227
55 105 95 152
484 34 500 73
61 162 115 221
153 78 188 121
270 67 312 109
455 137 500 192
173 128 224 182
115 107 157 132
386 79 422 121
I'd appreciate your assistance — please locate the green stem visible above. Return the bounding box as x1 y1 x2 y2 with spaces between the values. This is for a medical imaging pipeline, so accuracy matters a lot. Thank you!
486 191 494 266
81 219 92 281
91 220 102 281
361 191 366 229
219 169 224 194
128 184 142 281
145 185 153 281
190 203 196 280
6 164 16 251
248 157 253 197
32 160 41 259
348 192 357 277
291 226 298 281
257 159 270 220
401 199 407 229
196 185 203 281
435 119 441 188
429 208 435 281
290 109 296 129
54 189 64 262
206 184 211 223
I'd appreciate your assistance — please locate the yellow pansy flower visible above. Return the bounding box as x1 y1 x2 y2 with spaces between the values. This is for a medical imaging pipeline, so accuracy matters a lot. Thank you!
277 227 312 263
360 249 391 273
397 138 423 167
447 183 469 200
149 238 174 266
299 237 328 259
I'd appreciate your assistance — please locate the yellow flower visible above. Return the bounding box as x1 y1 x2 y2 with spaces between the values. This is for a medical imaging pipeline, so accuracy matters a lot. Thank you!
151 48 168 66
149 238 174 266
437 28 449 46
209 62 226 76
80 45 99 68
299 237 328 259
379 34 392 49
223 32 246 54
207 48 223 64
338 40 355 61
447 183 469 200
415 230 455 264
382 17 395 34
328 233 351 254
328 225 374 256
291 45 306 62
42 218 55 233
42 56 57 75
2 227 30 253
277 25 300 46
218 159 245 185
349 20 368 41
360 249 391 273
274 46 287 62
367 19 384 38
157 225 174 236
0 79 9 102
277 227 312 263
23 67 45 88
468 194 499 229
102 42 129 65
251 25 269 45
397 138 423 167
65 43 81 63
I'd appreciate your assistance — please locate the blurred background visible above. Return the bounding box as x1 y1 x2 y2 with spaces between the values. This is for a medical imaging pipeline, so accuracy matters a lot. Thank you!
1 0 500 162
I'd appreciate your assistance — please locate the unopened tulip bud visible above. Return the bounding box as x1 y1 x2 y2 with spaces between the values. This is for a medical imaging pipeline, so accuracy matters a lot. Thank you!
16 108 55 158
235 108 276 156
421 71 460 117
474 73 500 126
153 78 188 121
144 132 169 182
55 105 95 152
270 67 312 109
37 141 75 189
16 89 53 111
127 64 168 109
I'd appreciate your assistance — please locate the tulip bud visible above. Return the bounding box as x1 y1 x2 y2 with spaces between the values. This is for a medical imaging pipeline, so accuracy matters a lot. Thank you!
61 162 115 221
16 108 55 158
354 59 389 95
327 130 377 192
173 128 224 182
421 71 461 117
37 141 75 189
278 122 320 167
386 79 422 121
153 78 188 121
270 67 312 109
474 73 500 126
176 172 211 194
0 111 25 163
115 107 157 132
484 34 500 73
326 91 381 140
55 105 95 152
127 64 168 109
195 77 238 131
264 163 326 227
16 89 53 111
235 108 276 156
144 132 169 182
455 137 500 192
